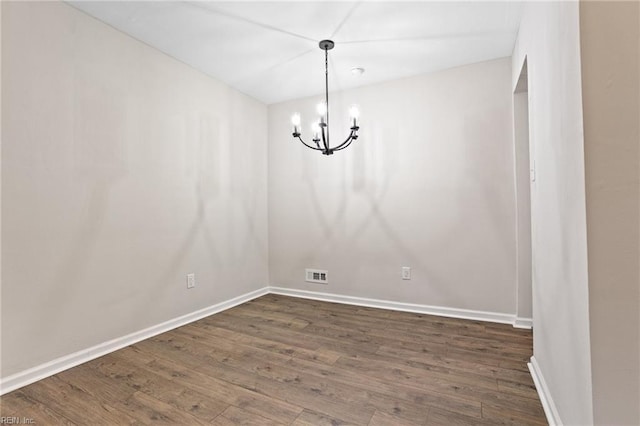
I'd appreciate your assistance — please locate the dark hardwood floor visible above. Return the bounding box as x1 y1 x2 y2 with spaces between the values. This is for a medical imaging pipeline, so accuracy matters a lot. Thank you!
0 294 546 425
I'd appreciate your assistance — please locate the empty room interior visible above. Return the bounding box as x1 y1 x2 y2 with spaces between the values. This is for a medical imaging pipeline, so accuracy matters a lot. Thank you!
1 1 639 425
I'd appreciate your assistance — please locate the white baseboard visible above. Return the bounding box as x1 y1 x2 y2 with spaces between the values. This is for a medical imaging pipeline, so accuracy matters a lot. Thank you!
268 286 516 325
513 317 533 329
528 356 563 426
0 287 268 396
1 285 530 396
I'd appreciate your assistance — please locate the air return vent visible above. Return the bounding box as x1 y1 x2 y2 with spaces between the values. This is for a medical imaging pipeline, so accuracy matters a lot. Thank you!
305 269 328 284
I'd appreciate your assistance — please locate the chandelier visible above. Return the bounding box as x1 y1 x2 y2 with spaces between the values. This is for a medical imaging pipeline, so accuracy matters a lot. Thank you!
291 40 360 155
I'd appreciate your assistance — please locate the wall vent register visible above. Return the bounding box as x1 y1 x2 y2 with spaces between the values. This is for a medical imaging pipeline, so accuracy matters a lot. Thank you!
305 269 329 284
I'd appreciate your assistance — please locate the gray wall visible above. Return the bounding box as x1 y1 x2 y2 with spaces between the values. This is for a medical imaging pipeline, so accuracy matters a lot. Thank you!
512 2 593 424
1 1 268 378
581 2 640 424
268 58 517 316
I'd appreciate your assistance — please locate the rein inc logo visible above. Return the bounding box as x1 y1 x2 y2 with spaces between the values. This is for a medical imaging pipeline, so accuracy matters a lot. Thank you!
0 418 34 425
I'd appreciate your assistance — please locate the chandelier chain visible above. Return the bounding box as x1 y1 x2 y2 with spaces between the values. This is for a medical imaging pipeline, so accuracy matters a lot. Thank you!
324 47 330 150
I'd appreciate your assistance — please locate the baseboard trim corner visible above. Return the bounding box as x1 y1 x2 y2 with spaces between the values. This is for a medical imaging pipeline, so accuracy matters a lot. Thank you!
513 317 533 329
268 286 515 325
528 356 563 426
0 287 269 396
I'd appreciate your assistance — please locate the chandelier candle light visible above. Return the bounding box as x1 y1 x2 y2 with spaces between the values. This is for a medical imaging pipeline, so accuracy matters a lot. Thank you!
291 39 360 155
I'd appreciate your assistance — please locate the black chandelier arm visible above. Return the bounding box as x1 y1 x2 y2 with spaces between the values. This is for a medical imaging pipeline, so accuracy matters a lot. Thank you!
333 138 354 152
294 134 324 151
331 128 360 152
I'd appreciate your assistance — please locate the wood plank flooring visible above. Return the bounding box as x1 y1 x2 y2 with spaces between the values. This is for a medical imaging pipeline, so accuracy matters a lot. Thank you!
0 294 546 425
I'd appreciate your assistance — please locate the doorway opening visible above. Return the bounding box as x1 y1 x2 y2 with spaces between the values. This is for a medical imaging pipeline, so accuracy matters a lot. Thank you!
513 58 533 331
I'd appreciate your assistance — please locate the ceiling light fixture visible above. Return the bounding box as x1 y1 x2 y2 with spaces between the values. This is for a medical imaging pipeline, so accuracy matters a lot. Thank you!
291 40 360 156
351 67 365 75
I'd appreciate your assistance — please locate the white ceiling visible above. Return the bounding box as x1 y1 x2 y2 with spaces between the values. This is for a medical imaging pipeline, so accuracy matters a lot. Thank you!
68 1 523 105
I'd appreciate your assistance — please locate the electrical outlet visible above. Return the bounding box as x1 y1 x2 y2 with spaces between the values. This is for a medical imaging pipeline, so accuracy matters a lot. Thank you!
186 273 195 289
401 267 411 280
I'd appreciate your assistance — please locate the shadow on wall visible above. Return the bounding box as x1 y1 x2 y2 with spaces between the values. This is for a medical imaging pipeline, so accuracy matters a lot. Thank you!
46 92 266 331
156 110 230 299
229 95 269 270
45 80 128 332
286 90 516 307
461 110 516 285
296 117 466 299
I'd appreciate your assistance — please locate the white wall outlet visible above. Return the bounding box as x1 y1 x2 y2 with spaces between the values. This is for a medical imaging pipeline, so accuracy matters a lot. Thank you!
402 266 411 280
186 273 195 289
305 268 328 284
